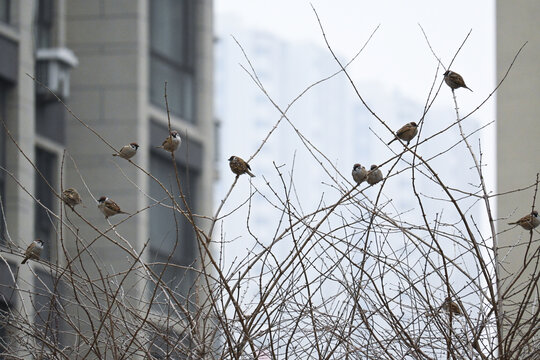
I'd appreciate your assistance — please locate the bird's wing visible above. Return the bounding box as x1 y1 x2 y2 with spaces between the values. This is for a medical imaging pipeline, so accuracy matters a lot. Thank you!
451 72 465 85
106 200 122 213
517 215 529 224
396 126 408 137
25 243 35 257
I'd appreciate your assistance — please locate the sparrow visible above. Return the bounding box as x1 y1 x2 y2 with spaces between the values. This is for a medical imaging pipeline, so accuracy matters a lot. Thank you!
387 122 418 145
113 142 139 159
366 165 383 185
21 239 44 264
228 156 255 177
156 130 181 153
62 188 83 208
443 70 472 92
508 210 540 230
97 196 130 219
441 297 463 316
352 163 368 185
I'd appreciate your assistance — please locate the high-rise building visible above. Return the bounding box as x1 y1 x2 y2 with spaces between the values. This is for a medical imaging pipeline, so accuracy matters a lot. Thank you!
0 0 214 358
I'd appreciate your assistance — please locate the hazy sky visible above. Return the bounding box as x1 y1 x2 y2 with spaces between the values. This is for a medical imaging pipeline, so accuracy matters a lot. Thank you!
215 0 496 188
213 1 497 322
215 1 495 104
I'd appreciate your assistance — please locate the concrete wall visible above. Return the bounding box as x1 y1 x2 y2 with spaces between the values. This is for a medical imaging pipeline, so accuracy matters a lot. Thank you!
0 0 214 356
496 0 540 352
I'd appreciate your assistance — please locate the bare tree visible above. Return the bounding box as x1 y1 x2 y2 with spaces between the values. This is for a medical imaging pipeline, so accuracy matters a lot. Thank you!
0 7 537 360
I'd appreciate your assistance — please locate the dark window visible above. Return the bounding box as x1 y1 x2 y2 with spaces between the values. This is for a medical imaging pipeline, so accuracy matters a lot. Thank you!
149 330 191 359
0 0 8 24
35 101 66 145
36 0 54 48
0 261 16 357
0 300 9 357
149 0 194 121
33 269 61 353
0 83 6 241
148 152 198 313
34 148 56 260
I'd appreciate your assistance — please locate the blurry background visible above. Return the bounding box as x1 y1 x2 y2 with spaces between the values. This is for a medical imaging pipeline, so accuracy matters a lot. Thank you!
214 0 495 268
0 0 539 356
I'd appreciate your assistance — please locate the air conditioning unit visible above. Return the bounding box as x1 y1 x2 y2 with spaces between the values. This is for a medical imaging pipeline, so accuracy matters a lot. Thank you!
35 47 78 100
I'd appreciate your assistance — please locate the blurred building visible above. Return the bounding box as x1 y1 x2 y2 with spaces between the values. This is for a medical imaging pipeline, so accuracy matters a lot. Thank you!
496 0 540 354
215 14 481 272
0 0 214 357
216 16 368 239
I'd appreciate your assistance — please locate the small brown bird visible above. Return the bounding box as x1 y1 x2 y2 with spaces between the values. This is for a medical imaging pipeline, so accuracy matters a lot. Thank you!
441 297 463 316
113 142 139 159
21 239 44 264
352 164 368 185
443 70 472 92
366 165 383 185
62 188 84 208
156 130 181 153
387 122 418 145
97 196 130 219
508 210 540 230
228 156 255 177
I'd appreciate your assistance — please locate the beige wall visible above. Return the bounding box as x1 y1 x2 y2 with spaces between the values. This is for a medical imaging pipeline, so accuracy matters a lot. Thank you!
496 0 540 348
63 0 215 355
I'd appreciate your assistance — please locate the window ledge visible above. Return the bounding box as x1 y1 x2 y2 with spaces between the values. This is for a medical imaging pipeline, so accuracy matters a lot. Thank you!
148 104 204 144
0 22 18 43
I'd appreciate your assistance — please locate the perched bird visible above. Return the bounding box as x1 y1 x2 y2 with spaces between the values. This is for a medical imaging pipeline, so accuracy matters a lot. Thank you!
441 297 463 316
228 156 255 177
62 188 83 208
97 196 130 219
352 164 368 185
113 142 139 159
366 165 383 185
21 239 44 264
443 70 472 92
156 130 181 153
508 210 540 230
387 122 418 145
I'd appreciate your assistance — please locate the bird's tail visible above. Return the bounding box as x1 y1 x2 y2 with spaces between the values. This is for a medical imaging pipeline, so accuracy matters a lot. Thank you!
508 222 517 225
112 153 119 156
387 138 396 145
246 170 255 178
121 211 131 215
466 86 473 92
21 258 27 264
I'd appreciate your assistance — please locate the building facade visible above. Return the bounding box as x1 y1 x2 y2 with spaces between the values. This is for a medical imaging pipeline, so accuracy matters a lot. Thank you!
497 0 540 357
0 0 214 358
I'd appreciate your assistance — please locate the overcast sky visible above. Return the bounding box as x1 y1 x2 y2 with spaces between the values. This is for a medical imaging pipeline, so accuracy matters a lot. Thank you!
215 0 495 103
213 2 498 320
215 0 496 186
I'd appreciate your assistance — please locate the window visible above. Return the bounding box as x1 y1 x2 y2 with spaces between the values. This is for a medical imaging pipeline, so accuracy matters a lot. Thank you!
36 0 54 48
149 330 191 359
34 148 57 261
0 0 9 24
148 152 198 313
0 261 16 356
33 269 61 352
0 83 6 241
0 299 9 356
149 0 194 121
